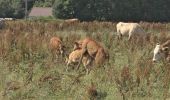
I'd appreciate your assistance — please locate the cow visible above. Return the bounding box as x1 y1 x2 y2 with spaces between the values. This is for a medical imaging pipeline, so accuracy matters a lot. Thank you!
64 18 79 23
74 37 109 70
153 40 170 62
65 48 92 74
116 22 146 41
4 18 15 20
49 36 65 61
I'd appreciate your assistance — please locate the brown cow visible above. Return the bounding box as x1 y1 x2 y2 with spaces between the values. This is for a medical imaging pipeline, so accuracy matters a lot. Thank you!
153 40 170 62
49 36 65 60
66 48 92 74
74 37 108 70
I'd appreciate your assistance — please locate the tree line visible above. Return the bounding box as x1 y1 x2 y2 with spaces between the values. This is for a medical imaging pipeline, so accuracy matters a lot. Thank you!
0 0 170 22
53 0 170 22
0 0 34 18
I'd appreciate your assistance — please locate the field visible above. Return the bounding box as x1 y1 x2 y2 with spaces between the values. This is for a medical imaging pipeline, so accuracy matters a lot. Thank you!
0 20 170 100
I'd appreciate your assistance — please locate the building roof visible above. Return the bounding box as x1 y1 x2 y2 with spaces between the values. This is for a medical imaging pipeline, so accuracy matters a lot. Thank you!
29 7 52 17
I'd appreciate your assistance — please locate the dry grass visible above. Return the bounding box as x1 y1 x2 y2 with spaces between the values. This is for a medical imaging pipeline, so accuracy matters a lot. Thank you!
0 20 170 100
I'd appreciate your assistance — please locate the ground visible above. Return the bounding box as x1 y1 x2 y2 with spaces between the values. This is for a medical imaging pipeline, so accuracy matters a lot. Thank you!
0 20 170 100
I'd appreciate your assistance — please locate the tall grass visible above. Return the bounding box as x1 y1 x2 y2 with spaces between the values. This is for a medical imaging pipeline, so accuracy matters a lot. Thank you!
0 20 170 100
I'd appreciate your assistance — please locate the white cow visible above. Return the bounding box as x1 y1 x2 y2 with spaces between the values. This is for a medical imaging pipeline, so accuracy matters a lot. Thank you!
153 40 170 62
4 18 15 20
116 22 146 40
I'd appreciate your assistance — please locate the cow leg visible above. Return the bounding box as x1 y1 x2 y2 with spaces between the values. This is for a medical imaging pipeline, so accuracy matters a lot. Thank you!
118 34 122 40
95 50 105 67
84 65 89 75
128 30 134 41
76 48 87 70
55 53 59 62
128 34 131 41
66 59 70 72
83 58 92 75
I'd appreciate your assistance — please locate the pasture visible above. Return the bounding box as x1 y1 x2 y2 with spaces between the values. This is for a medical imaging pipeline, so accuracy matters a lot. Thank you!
0 20 170 100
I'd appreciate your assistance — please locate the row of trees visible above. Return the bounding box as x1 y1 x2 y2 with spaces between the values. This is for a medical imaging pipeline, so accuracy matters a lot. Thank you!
34 0 55 7
0 0 56 18
0 0 34 18
52 0 170 22
0 0 170 21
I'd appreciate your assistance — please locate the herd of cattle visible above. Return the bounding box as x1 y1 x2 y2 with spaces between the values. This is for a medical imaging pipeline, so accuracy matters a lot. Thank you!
48 21 170 74
1 18 169 74
49 36 109 74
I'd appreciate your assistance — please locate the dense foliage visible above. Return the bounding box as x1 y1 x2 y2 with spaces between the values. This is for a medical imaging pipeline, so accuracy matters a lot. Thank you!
34 0 55 7
52 0 170 21
0 0 34 18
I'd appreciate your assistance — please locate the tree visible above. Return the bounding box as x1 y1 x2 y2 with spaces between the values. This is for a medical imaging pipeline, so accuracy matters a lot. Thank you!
53 0 75 19
52 0 170 22
34 0 55 7
0 0 34 18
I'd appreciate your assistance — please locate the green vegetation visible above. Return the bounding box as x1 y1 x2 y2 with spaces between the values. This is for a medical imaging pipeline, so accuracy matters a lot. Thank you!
0 20 170 99
0 0 34 18
34 0 55 7
52 0 170 21
1 0 170 21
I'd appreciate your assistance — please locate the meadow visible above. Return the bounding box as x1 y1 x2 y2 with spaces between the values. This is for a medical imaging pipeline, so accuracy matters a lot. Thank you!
0 20 170 100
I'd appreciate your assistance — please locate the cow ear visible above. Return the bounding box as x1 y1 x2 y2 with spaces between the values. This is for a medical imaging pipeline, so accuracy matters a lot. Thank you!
162 47 169 51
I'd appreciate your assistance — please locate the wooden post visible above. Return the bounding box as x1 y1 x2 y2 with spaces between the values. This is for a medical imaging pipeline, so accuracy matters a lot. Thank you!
25 0 28 19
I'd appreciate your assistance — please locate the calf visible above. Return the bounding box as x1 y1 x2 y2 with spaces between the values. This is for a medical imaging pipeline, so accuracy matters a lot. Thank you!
66 48 92 74
49 36 65 60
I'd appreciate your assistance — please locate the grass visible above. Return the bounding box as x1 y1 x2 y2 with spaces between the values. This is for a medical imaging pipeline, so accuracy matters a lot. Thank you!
0 20 170 100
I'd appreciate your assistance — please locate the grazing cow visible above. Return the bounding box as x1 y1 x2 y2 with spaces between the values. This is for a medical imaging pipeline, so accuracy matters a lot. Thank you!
59 18 79 30
49 36 65 60
64 18 79 23
74 37 108 70
4 18 15 20
116 22 146 40
66 48 92 74
153 40 170 62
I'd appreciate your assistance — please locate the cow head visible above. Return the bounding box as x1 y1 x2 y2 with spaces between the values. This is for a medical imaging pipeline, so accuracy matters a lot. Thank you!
152 43 169 62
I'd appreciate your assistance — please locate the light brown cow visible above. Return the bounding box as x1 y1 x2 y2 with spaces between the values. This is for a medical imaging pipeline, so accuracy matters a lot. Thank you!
49 36 64 60
153 40 170 62
74 37 108 70
64 18 79 23
66 48 92 74
116 22 146 40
